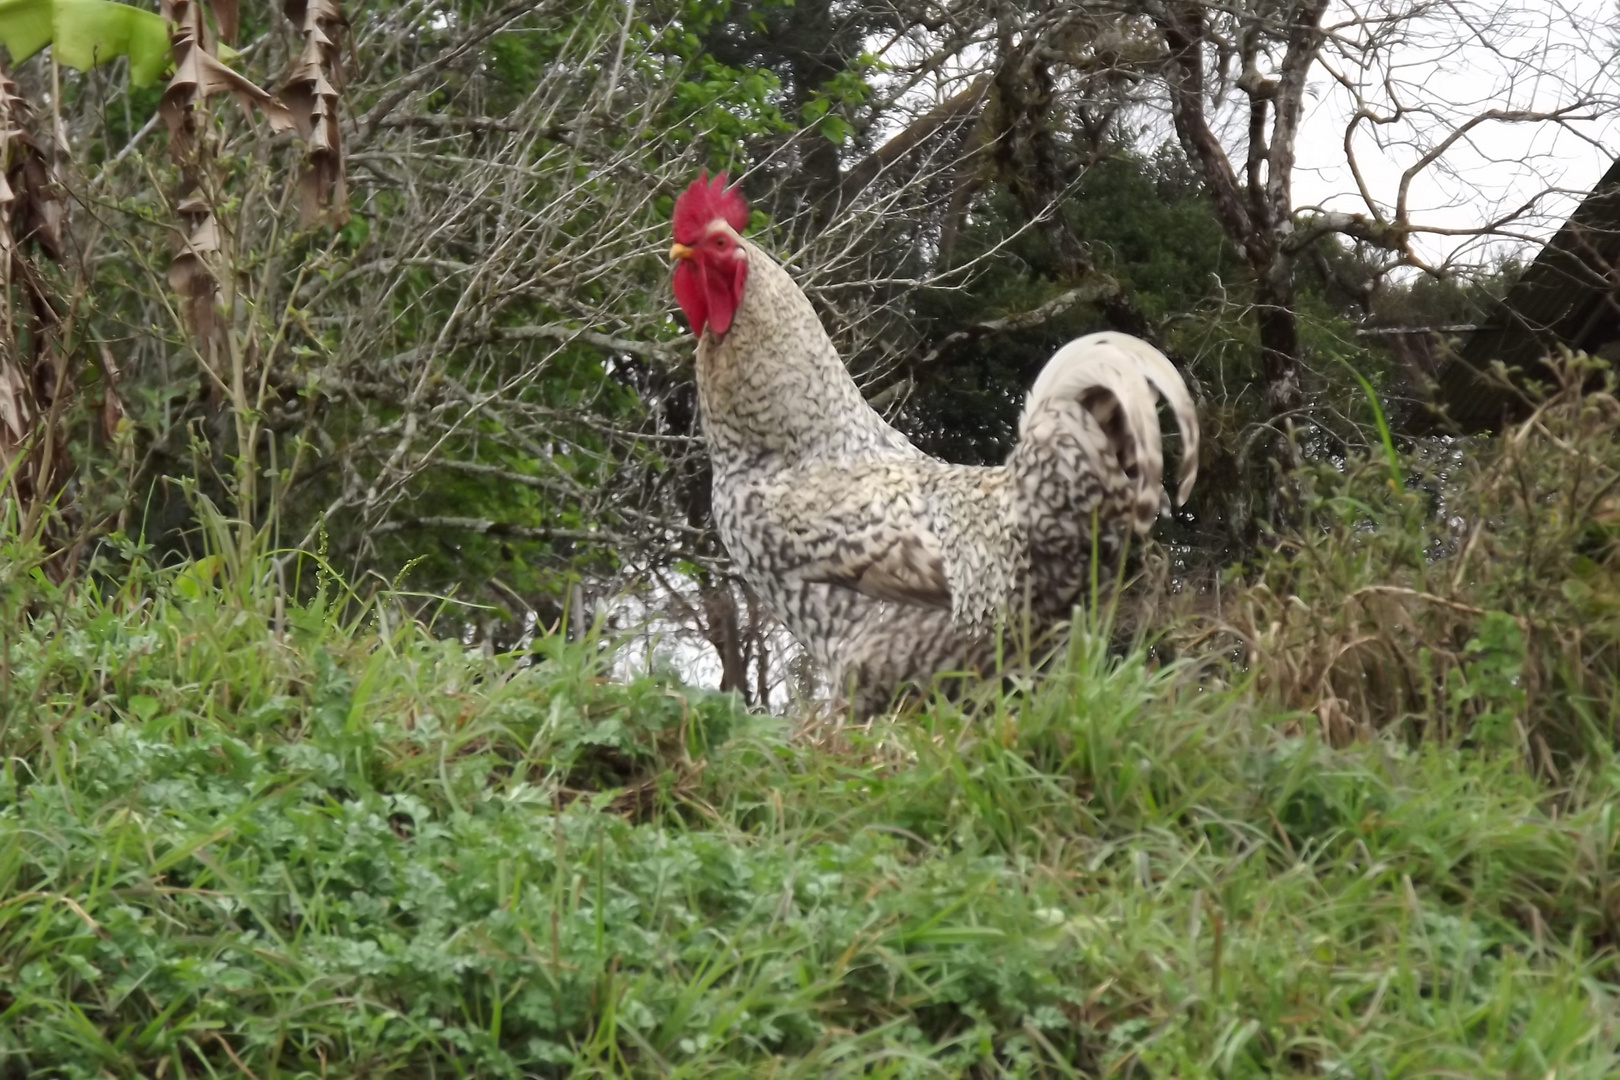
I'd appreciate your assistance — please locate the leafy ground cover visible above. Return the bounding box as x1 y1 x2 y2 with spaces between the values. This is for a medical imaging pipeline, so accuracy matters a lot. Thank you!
3 518 1620 1079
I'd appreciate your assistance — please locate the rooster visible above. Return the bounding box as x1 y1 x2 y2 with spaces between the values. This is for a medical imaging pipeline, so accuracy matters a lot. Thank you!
669 172 1198 713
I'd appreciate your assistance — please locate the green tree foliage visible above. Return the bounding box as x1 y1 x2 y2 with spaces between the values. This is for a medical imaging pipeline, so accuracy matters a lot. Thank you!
0 0 807 647
0 0 170 85
904 146 1236 468
697 0 893 212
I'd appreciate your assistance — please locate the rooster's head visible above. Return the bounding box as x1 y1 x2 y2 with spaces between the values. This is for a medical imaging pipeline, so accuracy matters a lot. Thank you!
670 171 750 337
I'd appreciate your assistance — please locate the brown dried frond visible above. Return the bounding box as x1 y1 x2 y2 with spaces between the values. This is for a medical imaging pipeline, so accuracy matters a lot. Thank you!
159 0 295 163
0 76 59 263
0 356 30 471
0 62 73 515
167 193 223 352
159 0 295 362
281 0 349 225
209 0 239 44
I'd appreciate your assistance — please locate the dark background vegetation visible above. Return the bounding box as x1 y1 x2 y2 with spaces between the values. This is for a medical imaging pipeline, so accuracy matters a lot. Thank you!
0 0 1588 704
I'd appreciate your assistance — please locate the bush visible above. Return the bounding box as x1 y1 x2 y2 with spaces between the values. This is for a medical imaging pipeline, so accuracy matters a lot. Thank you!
1207 353 1620 773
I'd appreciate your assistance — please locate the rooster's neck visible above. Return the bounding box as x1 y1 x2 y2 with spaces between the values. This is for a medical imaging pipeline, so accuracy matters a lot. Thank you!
694 241 913 476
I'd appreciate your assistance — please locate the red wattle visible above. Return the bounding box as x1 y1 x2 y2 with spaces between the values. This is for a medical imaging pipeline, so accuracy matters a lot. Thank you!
673 260 707 335
704 256 749 335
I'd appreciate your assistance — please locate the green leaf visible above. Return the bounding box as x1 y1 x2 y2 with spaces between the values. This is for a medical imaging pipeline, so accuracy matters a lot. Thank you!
817 113 851 145
173 555 223 599
338 212 370 249
0 0 172 87
127 694 160 721
1332 353 1402 489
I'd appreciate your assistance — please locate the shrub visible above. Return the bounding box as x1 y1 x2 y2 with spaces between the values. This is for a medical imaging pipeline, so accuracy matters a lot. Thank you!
1209 352 1620 773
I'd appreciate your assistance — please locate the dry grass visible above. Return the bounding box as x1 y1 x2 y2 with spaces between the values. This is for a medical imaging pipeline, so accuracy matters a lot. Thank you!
1161 353 1620 773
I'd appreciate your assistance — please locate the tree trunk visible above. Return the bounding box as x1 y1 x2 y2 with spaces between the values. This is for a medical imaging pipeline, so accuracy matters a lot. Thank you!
1255 264 1305 522
699 578 749 696
989 30 1159 342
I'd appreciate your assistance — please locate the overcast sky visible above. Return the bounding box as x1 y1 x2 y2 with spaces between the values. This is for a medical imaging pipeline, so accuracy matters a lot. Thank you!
1290 0 1620 268
863 1 1620 271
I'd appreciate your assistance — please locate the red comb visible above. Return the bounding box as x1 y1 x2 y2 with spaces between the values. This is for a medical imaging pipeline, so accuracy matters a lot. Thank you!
672 171 749 244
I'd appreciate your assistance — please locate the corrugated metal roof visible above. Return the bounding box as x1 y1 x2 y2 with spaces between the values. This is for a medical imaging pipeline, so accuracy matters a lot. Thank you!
1433 157 1620 431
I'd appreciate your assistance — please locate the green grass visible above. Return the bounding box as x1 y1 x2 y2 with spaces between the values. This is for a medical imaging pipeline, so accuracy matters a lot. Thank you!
3 542 1620 1078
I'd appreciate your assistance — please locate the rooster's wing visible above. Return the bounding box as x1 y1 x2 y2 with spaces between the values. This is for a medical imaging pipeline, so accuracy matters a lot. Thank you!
722 457 1022 632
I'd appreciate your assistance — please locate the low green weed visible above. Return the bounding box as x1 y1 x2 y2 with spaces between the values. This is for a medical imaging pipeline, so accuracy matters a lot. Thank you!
1 495 1619 1075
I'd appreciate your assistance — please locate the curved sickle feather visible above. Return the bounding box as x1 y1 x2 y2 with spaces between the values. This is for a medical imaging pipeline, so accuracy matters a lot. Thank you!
1021 332 1199 512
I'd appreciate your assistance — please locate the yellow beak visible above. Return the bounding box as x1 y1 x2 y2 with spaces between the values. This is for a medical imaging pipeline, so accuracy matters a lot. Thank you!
670 241 695 260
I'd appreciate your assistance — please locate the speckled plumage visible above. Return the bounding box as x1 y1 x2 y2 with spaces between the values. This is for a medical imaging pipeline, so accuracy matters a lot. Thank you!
675 190 1198 714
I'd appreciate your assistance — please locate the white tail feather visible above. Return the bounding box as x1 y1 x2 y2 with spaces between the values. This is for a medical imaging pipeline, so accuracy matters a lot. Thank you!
1019 331 1200 513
